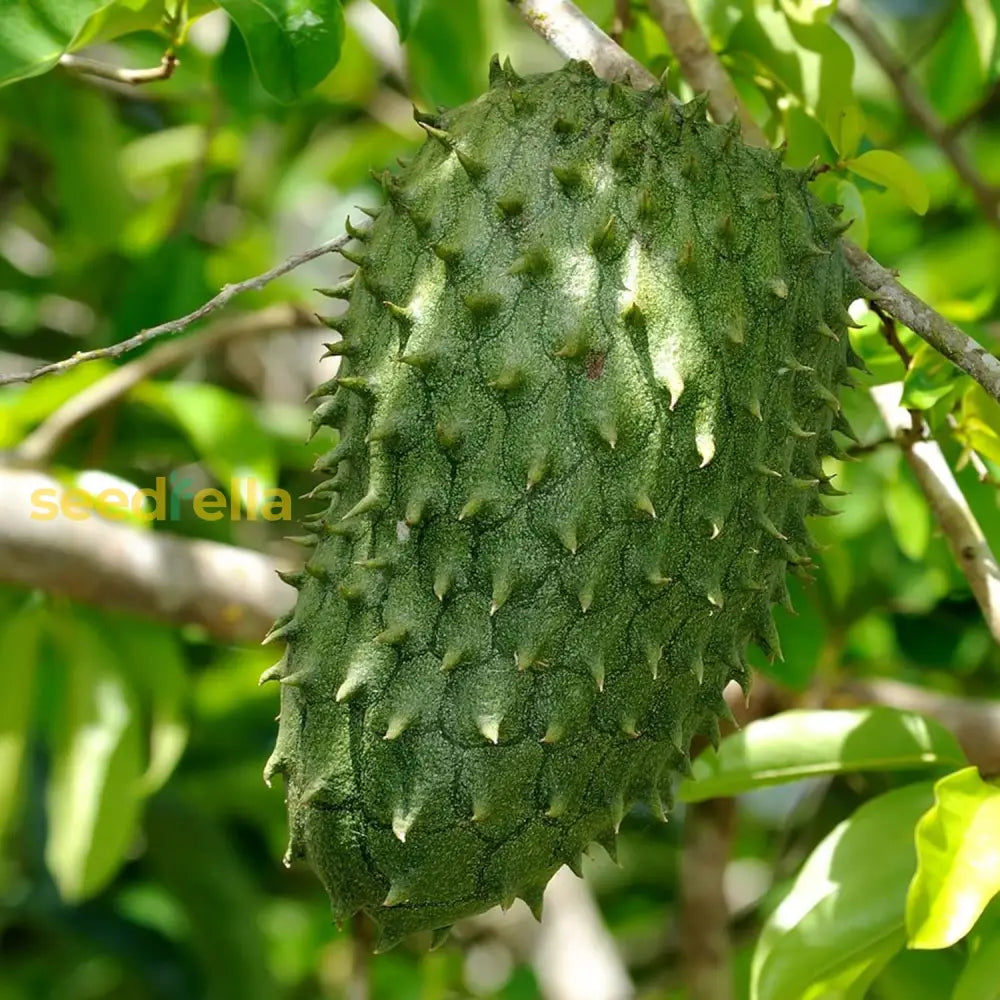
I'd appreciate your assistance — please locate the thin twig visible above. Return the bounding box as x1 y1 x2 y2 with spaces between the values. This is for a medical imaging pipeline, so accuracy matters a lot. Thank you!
842 242 1000 404
0 232 353 387
507 0 657 87
647 0 767 145
15 305 314 467
836 0 1000 227
59 52 179 85
871 383 1000 644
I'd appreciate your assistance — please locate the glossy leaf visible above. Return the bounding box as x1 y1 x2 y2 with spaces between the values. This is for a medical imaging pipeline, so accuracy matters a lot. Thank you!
0 0 112 87
218 0 345 102
907 767 1000 950
45 614 144 901
751 782 936 1000
680 708 965 803
0 602 43 840
845 149 930 215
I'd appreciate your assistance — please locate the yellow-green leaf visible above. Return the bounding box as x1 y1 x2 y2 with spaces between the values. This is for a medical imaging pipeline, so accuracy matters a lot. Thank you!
845 149 930 215
907 768 1000 950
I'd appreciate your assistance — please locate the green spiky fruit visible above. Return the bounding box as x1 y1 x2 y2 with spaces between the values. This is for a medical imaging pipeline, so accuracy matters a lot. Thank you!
263 58 861 950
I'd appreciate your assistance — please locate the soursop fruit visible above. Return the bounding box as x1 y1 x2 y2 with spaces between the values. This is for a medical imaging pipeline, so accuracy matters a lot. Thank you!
263 57 862 949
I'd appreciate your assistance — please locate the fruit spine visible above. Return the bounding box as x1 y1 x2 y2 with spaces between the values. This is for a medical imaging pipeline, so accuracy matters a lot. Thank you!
262 58 862 950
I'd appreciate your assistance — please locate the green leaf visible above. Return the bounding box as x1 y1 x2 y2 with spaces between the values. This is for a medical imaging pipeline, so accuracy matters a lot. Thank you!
901 343 963 410
845 149 930 215
907 767 1000 950
751 782 936 1000
0 0 113 87
45 614 144 902
680 708 965 803
0 601 43 841
953 898 1000 1000
393 0 424 39
218 0 345 102
836 179 868 250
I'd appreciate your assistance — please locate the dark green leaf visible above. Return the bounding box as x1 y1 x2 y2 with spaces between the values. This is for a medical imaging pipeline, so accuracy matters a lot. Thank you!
218 0 345 102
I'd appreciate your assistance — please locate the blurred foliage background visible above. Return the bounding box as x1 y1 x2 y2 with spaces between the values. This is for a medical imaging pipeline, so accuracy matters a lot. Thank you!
0 0 999 997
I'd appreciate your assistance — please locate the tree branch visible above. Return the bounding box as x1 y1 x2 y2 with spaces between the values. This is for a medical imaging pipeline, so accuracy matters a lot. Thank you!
680 799 736 1000
835 0 1000 227
509 0 1000 411
15 305 315 467
647 0 767 146
0 233 353 387
507 0 657 87
870 383 1000 644
0 467 295 643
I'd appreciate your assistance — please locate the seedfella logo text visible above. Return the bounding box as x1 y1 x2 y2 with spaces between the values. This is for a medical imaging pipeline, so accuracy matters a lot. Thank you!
30 472 292 522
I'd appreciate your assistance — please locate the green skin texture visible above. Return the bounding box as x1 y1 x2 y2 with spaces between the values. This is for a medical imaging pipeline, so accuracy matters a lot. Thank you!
263 59 862 950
